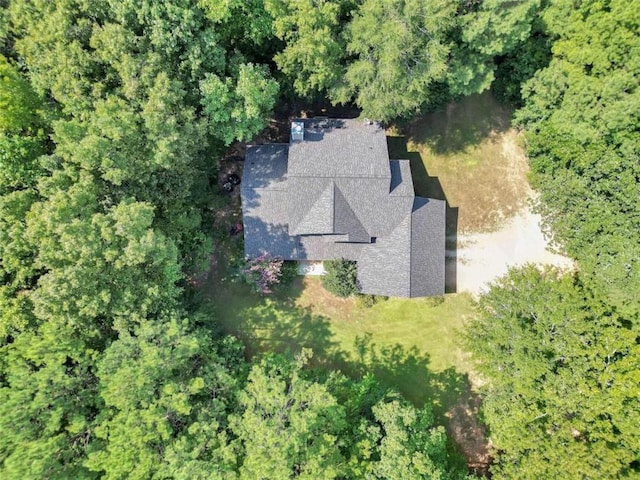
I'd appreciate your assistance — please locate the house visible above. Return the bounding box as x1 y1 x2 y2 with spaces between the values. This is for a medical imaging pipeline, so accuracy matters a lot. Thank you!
241 118 445 297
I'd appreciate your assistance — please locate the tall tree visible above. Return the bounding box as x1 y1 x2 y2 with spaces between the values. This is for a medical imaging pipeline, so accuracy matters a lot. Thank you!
231 351 346 480
338 0 457 120
1 1 279 476
230 351 469 479
0 55 45 193
266 0 350 98
267 0 542 120
515 0 640 304
454 0 547 102
86 316 242 479
466 266 640 479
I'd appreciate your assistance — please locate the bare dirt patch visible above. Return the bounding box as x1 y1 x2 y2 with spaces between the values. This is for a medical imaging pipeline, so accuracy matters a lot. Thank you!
405 94 530 234
446 390 493 477
455 205 575 296
296 277 358 321
399 92 574 296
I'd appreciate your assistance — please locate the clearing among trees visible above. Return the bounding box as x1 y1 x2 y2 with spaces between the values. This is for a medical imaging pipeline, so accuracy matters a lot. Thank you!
400 93 574 295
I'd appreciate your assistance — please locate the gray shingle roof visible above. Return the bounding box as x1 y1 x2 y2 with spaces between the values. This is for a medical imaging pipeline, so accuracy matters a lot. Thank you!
389 160 415 197
410 197 446 296
288 178 334 235
334 185 370 242
243 144 288 190
357 213 412 297
288 118 391 179
241 118 445 297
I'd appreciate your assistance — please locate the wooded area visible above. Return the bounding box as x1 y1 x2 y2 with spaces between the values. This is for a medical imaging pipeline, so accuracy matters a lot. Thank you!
0 0 638 478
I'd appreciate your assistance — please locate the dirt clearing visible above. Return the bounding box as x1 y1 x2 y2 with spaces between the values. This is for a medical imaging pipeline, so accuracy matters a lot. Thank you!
454 203 575 295
400 92 574 295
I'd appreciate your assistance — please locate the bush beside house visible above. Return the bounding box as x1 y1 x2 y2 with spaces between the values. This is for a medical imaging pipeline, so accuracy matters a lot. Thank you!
322 259 359 297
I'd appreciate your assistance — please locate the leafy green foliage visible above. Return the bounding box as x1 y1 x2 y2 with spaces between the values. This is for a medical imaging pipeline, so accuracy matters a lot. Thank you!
0 2 473 479
266 0 349 97
231 351 346 479
0 1 277 477
268 0 549 119
0 56 46 193
459 0 542 57
280 260 299 286
516 0 640 303
86 316 242 478
339 0 457 120
200 63 279 145
0 55 42 132
466 266 640 480
231 351 468 480
448 0 545 98
322 258 359 297
492 33 551 105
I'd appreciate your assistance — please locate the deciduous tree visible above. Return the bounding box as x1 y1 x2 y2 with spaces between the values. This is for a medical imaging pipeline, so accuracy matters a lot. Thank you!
466 266 640 479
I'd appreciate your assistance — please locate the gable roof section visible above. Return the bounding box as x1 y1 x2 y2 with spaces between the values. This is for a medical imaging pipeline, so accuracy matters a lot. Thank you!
410 197 446 297
333 177 413 237
288 118 391 179
333 184 370 242
242 144 294 258
389 160 415 197
288 179 334 235
357 212 412 297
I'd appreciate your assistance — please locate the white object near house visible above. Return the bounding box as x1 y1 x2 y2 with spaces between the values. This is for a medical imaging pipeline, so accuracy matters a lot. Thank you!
297 261 327 276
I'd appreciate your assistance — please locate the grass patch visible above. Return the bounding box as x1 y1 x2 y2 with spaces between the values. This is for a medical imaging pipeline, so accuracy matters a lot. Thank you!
210 269 476 422
390 92 530 233
297 278 474 375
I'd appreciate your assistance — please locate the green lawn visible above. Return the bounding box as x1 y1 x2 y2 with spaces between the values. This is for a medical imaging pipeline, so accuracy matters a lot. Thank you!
209 270 476 420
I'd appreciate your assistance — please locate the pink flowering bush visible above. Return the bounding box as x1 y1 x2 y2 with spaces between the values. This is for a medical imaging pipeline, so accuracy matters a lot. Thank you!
239 254 285 295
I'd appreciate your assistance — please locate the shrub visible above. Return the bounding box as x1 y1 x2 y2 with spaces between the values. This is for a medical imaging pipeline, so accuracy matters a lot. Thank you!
356 294 388 308
238 254 285 294
322 259 359 297
279 260 299 286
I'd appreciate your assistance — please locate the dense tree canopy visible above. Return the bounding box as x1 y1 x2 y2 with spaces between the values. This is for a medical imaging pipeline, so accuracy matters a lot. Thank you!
1 0 638 478
267 0 541 119
515 0 640 304
0 0 277 477
466 266 640 480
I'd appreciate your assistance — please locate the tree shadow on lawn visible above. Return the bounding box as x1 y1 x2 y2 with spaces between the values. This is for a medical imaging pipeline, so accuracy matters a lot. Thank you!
218 279 467 421
346 333 492 476
215 280 349 370
403 92 512 155
347 333 467 422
